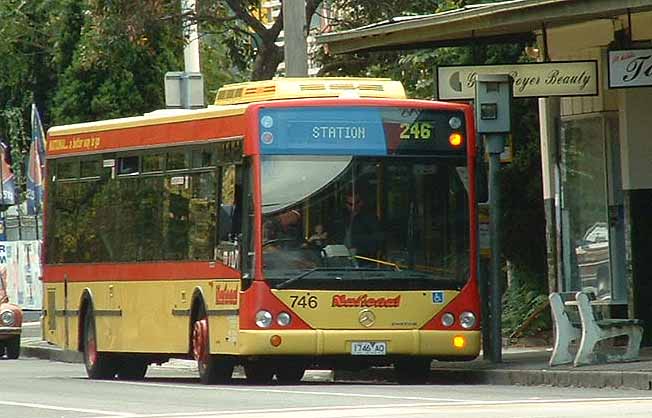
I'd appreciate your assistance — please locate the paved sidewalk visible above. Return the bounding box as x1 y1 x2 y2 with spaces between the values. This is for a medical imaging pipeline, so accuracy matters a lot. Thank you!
19 335 652 390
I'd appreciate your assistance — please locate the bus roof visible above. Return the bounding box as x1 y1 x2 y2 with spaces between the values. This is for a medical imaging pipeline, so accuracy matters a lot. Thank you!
47 78 407 138
47 104 249 137
214 77 406 105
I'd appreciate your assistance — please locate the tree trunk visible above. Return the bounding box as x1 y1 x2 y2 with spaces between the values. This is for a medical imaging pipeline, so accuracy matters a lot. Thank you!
251 41 283 81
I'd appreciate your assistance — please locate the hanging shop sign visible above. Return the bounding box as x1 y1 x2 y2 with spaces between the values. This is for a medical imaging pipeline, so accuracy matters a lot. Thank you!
437 61 598 100
608 49 652 89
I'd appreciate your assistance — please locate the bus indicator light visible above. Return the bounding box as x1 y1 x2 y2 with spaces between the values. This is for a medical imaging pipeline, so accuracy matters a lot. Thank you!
270 335 282 347
449 132 464 148
453 336 466 349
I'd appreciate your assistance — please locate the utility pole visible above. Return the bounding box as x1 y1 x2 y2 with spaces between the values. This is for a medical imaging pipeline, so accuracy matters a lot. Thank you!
181 0 200 73
283 0 308 76
474 74 512 363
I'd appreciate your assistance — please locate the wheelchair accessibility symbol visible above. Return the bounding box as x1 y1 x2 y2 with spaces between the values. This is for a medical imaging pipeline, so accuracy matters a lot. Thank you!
432 291 445 304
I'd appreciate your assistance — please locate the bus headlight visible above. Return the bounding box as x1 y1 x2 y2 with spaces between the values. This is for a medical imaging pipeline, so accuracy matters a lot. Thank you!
441 313 455 327
255 310 273 328
276 312 292 327
459 311 476 329
0 309 16 326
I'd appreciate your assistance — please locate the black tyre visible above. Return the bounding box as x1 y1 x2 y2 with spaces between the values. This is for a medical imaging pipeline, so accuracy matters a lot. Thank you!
115 356 149 381
200 355 235 384
394 357 432 384
5 335 20 359
244 363 275 384
192 315 234 384
275 364 306 384
83 310 116 379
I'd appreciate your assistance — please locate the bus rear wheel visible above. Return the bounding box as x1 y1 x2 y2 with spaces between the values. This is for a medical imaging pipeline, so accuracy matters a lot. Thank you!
83 310 116 379
192 316 233 384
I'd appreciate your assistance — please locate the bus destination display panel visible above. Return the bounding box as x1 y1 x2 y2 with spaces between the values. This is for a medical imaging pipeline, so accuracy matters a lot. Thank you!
258 107 466 156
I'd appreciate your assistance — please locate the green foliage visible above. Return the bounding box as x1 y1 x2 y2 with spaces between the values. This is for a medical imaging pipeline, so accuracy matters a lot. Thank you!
502 270 551 337
51 0 184 124
201 35 247 104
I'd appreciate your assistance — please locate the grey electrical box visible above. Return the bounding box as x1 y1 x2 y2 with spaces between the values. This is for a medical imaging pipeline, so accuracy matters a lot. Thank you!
165 71 183 108
181 72 205 109
474 74 512 134
164 71 204 109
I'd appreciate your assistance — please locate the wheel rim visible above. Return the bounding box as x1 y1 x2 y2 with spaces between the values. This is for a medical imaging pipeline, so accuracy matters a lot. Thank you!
192 317 209 363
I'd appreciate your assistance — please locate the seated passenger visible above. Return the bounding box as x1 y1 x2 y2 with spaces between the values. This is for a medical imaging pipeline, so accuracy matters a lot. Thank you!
307 224 328 248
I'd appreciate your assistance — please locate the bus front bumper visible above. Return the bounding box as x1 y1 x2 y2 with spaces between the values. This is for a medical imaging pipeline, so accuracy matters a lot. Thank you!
237 329 480 358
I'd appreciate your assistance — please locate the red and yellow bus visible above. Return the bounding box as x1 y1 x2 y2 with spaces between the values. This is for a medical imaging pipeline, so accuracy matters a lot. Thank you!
43 77 480 384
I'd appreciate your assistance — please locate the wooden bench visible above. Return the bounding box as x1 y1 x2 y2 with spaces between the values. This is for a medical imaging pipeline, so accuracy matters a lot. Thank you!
549 291 643 367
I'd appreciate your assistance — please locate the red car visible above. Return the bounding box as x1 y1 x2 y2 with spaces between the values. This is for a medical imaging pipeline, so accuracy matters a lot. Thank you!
0 273 22 359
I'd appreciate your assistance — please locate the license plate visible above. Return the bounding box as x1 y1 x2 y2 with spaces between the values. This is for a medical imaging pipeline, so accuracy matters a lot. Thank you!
351 341 387 356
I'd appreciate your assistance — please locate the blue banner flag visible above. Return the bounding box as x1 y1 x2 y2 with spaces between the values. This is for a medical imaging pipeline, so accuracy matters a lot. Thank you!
27 104 45 215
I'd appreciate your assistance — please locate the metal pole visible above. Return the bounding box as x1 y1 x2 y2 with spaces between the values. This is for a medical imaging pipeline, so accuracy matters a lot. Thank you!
283 0 308 76
486 134 505 363
181 0 200 73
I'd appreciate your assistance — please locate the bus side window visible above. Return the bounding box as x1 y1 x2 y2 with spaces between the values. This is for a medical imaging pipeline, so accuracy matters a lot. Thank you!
216 164 241 268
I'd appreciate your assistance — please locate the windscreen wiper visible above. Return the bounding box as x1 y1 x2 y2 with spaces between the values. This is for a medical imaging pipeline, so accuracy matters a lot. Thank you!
276 267 371 289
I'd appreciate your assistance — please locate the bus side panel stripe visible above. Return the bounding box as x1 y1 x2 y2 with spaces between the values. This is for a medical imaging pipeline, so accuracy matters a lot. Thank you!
48 115 246 157
43 261 240 283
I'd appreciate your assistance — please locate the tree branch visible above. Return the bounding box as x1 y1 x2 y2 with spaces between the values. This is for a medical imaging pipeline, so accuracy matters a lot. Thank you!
223 0 269 36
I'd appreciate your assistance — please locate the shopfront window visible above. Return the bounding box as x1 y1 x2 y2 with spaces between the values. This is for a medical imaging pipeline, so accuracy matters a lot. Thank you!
561 116 611 301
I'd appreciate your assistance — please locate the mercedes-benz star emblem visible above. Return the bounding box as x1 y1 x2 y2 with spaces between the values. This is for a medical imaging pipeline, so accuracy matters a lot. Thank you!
358 309 376 327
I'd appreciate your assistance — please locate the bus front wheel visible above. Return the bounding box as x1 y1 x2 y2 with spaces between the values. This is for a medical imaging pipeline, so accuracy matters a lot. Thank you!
83 310 116 379
275 363 306 384
192 316 233 384
394 357 432 384
5 335 20 359
244 362 275 384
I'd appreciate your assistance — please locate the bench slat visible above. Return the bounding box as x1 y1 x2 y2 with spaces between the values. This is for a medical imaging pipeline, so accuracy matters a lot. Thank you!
596 319 643 327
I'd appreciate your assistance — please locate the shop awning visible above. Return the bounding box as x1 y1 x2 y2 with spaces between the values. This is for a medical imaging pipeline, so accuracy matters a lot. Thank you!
317 0 652 54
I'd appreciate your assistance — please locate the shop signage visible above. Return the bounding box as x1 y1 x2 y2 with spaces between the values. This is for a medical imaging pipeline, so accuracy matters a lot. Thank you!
608 49 652 88
437 61 598 100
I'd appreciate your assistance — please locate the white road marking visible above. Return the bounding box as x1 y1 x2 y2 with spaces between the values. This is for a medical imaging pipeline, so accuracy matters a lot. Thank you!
99 379 466 402
81 398 652 418
22 321 41 326
0 400 135 416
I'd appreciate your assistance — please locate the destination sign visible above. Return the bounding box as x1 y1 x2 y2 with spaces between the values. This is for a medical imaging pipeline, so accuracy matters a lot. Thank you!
258 107 466 156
